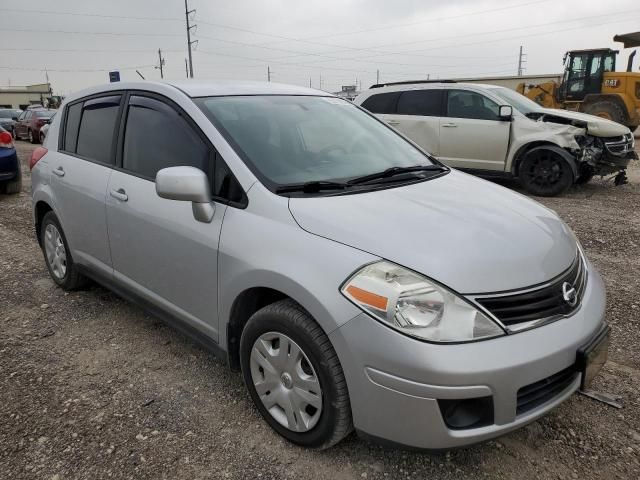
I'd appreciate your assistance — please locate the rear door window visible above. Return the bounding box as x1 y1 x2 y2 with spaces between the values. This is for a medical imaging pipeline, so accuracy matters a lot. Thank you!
75 95 122 164
360 92 400 114
397 89 443 116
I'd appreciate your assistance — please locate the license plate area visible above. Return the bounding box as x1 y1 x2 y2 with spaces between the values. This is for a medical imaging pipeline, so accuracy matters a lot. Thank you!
576 325 610 390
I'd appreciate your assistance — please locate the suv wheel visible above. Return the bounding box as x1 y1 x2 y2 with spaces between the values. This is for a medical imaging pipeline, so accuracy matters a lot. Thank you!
40 212 87 290
240 299 352 449
40 131 45 143
28 129 38 144
519 149 573 197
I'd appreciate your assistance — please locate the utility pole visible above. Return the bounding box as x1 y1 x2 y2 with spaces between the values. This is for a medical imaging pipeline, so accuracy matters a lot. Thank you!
156 49 165 79
185 0 197 78
267 66 271 82
517 45 526 76
376 69 379 84
319 74 322 90
185 58 189 78
309 77 312 88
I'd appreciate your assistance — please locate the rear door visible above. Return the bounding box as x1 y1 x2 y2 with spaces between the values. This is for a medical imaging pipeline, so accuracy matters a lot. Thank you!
48 95 121 277
438 88 510 171
385 88 443 155
105 93 231 340
16 111 29 138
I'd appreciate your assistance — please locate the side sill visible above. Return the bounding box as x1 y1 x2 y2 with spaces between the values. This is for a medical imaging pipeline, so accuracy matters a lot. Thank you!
76 265 229 366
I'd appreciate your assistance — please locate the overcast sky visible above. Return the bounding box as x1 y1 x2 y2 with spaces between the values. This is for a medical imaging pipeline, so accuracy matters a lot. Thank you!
1 0 639 95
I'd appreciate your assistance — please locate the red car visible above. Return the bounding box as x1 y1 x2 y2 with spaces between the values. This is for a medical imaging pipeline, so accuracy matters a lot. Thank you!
14 108 56 144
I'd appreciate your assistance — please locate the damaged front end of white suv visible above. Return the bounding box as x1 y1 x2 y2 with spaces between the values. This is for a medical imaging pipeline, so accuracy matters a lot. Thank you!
526 109 638 186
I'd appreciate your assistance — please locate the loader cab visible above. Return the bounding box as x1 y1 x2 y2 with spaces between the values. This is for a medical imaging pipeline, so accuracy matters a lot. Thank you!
558 49 617 102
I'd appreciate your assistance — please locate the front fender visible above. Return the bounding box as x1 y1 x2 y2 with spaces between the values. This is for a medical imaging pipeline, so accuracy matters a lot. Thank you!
216 185 378 353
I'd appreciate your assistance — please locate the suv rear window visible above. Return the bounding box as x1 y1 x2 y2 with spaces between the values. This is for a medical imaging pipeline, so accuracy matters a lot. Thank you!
397 89 443 116
360 92 400 114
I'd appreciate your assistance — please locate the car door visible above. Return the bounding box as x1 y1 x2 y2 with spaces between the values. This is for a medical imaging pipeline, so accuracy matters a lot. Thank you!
16 111 29 137
105 93 227 340
48 95 121 277
385 88 443 155
438 88 511 171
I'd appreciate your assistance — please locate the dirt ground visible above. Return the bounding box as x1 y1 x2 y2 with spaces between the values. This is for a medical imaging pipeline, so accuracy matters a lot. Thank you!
1 139 639 480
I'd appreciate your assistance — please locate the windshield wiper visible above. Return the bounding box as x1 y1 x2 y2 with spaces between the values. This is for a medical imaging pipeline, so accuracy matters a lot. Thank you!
347 165 448 185
275 180 349 194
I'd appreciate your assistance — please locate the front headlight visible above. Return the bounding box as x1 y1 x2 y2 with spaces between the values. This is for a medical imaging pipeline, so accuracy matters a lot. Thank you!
341 261 505 343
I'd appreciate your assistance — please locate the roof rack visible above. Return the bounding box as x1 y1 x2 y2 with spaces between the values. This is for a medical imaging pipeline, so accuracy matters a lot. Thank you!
370 79 457 89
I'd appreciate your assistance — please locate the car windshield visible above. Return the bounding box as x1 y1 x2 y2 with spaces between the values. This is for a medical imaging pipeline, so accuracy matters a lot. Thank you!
0 110 21 118
487 87 542 115
35 110 55 118
195 95 434 187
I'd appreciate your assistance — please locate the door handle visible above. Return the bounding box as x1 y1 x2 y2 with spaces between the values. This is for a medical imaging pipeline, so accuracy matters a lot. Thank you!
52 167 65 177
387 120 400 126
110 188 128 202
441 123 458 128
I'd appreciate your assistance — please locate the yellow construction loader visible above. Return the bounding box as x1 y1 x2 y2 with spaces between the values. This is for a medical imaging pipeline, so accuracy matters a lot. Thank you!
517 32 640 131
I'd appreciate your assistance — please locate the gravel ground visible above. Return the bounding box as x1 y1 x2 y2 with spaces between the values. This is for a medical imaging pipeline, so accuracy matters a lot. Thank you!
1 140 639 480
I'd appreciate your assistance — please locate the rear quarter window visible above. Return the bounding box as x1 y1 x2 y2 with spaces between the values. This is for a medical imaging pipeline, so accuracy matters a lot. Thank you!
360 92 400 114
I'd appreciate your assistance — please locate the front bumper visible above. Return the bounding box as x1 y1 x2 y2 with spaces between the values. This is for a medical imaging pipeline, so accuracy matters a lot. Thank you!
329 262 606 449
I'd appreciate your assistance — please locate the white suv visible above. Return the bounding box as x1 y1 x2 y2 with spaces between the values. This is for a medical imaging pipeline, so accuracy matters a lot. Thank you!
355 81 637 196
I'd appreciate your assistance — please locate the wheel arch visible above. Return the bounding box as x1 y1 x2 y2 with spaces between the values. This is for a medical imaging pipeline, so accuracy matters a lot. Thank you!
511 141 577 178
227 286 319 371
34 200 53 246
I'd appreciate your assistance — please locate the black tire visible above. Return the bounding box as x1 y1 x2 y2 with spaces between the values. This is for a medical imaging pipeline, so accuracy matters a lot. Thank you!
11 127 16 140
40 132 45 143
583 101 627 125
40 211 87 290
28 129 38 144
519 149 574 197
240 299 352 449
4 169 22 194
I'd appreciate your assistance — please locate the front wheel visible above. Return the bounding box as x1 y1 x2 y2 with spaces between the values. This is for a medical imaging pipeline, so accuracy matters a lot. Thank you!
519 149 574 197
28 129 38 144
240 299 352 449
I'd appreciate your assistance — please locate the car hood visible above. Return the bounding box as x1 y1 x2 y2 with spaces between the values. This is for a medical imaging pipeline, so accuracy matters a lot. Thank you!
288 171 577 293
537 108 629 137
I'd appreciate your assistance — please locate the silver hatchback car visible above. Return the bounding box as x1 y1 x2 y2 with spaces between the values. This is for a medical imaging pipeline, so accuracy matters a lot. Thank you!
31 81 608 450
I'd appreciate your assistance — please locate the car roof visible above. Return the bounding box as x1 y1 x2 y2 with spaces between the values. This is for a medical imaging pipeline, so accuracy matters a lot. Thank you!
62 80 332 104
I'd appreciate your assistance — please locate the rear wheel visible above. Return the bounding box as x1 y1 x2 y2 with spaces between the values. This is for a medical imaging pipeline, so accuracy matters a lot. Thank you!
519 149 574 197
40 212 87 290
240 299 352 449
583 101 627 125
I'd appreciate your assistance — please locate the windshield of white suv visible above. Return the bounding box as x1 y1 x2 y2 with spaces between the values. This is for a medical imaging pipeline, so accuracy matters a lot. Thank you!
196 95 440 191
487 87 543 115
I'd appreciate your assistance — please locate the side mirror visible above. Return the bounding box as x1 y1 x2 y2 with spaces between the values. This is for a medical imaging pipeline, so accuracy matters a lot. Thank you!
12 116 18 121
499 105 513 121
156 166 215 223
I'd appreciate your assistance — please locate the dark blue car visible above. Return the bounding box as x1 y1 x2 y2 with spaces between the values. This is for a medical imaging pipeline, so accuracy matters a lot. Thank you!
0 125 21 194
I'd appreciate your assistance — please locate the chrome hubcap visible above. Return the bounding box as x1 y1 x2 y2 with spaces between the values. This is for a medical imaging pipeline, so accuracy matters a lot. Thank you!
250 332 322 432
44 224 67 279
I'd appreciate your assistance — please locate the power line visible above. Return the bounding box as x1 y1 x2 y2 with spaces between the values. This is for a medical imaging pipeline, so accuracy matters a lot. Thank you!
1 27 183 37
0 64 155 73
0 7 181 22
260 0 552 45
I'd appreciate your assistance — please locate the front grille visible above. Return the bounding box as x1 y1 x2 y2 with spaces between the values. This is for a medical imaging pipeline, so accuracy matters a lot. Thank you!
604 133 634 156
517 365 578 415
475 252 586 330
